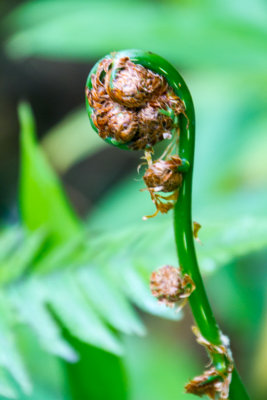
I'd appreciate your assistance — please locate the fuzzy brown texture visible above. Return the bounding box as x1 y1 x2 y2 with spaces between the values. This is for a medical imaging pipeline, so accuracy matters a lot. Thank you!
185 367 223 399
106 104 138 142
150 265 188 307
143 155 183 193
106 57 167 108
86 56 185 149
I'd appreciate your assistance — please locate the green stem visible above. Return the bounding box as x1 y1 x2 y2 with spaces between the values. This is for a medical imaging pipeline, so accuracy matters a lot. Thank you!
174 86 249 399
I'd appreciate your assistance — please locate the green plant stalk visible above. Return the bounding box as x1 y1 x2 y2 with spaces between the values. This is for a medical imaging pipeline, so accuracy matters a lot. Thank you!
117 50 249 398
173 86 249 399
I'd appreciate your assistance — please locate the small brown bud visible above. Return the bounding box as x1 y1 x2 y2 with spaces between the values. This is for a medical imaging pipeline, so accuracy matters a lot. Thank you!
143 155 182 193
136 103 173 147
106 104 138 142
150 265 195 308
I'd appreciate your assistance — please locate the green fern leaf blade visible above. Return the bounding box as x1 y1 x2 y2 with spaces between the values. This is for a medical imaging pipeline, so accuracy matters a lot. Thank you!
18 102 81 248
77 267 146 336
45 272 123 355
0 296 32 395
8 279 78 363
34 233 84 275
0 230 45 285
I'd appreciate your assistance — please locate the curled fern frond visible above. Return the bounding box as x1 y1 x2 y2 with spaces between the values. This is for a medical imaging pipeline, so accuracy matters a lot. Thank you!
85 50 250 399
85 50 185 152
85 50 191 217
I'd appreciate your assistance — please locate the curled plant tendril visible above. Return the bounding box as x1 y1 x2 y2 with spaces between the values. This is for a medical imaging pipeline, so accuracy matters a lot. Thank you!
86 54 185 150
85 50 250 400
85 50 186 217
150 265 195 310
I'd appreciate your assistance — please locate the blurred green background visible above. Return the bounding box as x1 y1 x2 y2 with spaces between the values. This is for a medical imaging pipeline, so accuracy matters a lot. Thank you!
0 0 267 399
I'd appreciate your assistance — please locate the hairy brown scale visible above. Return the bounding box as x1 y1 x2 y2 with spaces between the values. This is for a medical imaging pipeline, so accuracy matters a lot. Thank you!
106 57 167 108
185 367 223 399
150 265 184 306
150 264 195 307
143 155 182 193
107 104 138 142
86 57 185 149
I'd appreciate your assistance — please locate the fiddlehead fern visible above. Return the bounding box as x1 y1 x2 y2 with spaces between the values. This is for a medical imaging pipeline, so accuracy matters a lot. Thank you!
85 49 250 400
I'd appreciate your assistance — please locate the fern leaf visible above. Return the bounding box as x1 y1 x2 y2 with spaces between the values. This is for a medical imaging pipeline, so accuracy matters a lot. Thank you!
18 102 81 248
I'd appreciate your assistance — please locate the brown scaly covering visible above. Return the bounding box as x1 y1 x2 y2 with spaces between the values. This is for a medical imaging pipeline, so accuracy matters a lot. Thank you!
185 367 224 399
150 265 195 308
185 365 233 400
185 327 234 400
143 155 182 193
142 155 183 218
106 57 167 108
106 104 138 142
86 56 185 149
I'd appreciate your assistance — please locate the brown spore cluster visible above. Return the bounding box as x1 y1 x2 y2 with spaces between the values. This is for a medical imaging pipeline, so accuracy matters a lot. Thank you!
86 57 185 150
150 265 184 307
143 155 183 193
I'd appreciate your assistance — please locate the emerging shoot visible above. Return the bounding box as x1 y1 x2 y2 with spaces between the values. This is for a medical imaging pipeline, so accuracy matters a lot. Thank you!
85 49 250 400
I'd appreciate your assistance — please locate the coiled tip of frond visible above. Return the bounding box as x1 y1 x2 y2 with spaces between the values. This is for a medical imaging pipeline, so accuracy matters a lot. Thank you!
85 51 185 150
